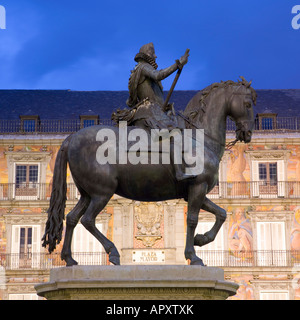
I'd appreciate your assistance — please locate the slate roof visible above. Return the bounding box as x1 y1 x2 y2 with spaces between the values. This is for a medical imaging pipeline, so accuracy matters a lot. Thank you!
0 89 299 120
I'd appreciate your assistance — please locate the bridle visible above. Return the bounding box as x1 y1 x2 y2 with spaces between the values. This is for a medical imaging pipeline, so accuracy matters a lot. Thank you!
177 88 253 151
177 111 238 151
226 88 254 148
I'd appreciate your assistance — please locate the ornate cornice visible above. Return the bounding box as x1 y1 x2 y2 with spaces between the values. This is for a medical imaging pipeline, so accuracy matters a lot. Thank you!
245 149 291 161
250 280 292 290
4 151 52 162
247 210 294 221
4 214 47 225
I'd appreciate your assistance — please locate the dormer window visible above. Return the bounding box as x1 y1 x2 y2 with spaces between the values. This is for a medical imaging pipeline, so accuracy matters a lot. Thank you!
19 115 40 133
255 110 277 130
80 115 99 128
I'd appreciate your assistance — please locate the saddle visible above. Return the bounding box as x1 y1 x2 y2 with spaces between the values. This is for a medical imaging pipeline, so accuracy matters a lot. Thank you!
111 98 185 131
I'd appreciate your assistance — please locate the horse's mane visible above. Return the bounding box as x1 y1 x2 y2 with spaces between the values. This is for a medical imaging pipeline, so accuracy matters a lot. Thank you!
183 76 257 124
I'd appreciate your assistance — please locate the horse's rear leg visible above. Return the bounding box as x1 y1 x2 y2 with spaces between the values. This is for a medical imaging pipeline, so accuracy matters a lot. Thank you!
61 195 91 266
194 197 227 247
81 196 120 265
185 183 207 266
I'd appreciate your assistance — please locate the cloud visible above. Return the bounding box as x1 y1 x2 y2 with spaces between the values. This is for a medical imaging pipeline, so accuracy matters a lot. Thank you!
35 52 131 90
0 1 299 90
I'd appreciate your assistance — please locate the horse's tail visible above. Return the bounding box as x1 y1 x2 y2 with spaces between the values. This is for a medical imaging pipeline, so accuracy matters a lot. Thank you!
42 135 72 253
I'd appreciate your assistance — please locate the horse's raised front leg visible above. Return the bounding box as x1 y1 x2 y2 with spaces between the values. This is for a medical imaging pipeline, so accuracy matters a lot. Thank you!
185 182 207 266
194 197 227 247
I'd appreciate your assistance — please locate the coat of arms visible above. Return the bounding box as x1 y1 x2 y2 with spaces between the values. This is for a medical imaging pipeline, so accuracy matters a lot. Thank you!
134 202 163 247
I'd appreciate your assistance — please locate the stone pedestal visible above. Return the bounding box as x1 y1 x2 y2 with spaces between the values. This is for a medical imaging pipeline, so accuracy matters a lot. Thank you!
35 265 239 300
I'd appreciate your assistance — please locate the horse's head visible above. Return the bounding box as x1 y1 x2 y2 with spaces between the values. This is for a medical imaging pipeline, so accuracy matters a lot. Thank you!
228 77 256 143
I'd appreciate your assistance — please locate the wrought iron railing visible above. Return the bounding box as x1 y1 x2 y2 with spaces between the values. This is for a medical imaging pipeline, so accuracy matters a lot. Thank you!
1 181 299 201
0 117 299 134
0 183 79 201
195 250 300 267
226 117 300 132
0 252 108 270
207 181 300 199
1 251 299 269
0 118 114 134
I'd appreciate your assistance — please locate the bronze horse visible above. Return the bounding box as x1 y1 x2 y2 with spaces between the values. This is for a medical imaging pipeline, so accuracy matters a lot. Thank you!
42 77 256 266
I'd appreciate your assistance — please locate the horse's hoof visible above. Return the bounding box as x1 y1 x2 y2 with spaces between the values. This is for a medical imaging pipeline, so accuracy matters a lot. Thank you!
109 255 120 265
190 258 205 266
194 234 208 247
62 254 78 267
66 262 78 267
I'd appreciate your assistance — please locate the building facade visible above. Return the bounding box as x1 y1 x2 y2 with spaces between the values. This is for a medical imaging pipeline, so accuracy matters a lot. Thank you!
0 89 300 300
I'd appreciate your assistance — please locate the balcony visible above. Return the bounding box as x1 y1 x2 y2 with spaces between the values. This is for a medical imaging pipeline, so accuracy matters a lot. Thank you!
1 250 299 269
0 181 300 201
207 181 300 199
0 183 79 201
0 252 108 270
196 250 300 267
0 118 113 134
0 117 299 134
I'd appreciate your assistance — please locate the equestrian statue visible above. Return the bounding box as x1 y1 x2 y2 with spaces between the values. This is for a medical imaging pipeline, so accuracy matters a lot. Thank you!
42 43 256 267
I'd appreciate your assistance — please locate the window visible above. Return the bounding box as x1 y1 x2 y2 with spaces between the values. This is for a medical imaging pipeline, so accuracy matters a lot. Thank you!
255 112 277 130
195 221 224 266
80 115 99 128
19 227 32 268
23 119 36 132
11 225 41 269
256 221 286 266
72 223 104 265
258 162 278 195
261 118 273 130
9 294 39 300
259 163 277 185
251 160 285 197
5 151 51 201
83 119 96 127
15 164 39 199
19 115 40 133
260 290 289 300
20 227 32 254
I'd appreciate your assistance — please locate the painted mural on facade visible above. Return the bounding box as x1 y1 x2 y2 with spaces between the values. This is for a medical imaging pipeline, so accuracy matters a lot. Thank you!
228 207 253 255
291 206 300 252
0 139 300 299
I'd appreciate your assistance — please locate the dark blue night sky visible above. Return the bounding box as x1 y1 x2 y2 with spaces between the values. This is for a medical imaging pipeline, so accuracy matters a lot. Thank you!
0 0 299 91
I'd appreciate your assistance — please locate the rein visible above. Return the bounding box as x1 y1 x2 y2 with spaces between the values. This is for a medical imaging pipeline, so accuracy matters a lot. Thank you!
176 111 238 151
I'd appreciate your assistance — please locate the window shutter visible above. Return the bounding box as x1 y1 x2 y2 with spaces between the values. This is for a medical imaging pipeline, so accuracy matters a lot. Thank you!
257 221 286 266
257 222 271 251
9 294 24 300
11 225 20 269
277 160 285 197
271 222 286 266
32 225 41 268
257 222 271 266
72 223 104 264
251 161 259 197
10 225 21 269
260 291 289 300
196 221 224 265
9 294 39 300
271 222 286 251
11 226 20 253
